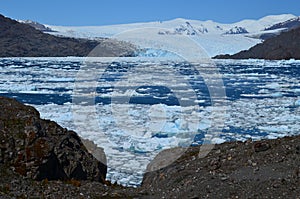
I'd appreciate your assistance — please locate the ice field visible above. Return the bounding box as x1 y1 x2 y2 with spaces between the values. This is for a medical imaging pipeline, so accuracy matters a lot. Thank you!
0 57 299 186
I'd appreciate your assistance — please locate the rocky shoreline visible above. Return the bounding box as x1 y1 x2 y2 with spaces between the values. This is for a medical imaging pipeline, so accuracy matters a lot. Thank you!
0 96 299 198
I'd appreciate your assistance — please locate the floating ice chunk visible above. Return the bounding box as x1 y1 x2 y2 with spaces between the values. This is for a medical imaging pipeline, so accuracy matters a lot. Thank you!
259 125 289 133
294 89 300 94
258 89 270 94
211 137 226 144
271 92 283 97
266 133 278 139
194 99 206 103
295 99 300 106
198 119 211 130
265 82 280 89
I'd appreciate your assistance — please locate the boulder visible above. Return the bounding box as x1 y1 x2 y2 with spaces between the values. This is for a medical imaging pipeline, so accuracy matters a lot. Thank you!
0 96 107 182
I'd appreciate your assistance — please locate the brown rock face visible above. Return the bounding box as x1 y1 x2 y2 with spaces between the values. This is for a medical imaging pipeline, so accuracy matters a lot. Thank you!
0 96 107 182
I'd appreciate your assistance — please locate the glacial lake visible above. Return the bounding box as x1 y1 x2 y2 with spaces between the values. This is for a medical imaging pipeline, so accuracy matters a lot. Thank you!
0 57 299 186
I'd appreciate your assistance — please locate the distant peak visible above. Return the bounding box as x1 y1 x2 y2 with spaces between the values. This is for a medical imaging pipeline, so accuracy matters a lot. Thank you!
258 14 296 22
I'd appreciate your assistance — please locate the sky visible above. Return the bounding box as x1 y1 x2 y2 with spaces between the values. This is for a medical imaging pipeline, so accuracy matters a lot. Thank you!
0 0 300 26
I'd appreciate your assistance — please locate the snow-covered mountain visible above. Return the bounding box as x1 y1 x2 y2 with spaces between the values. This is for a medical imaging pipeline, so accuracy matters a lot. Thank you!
18 19 53 32
35 14 297 57
224 26 248 34
45 14 296 37
264 16 300 31
158 21 208 35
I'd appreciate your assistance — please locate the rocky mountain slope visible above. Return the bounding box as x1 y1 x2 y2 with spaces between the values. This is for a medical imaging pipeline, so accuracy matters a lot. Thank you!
0 14 135 57
0 96 299 198
213 26 300 60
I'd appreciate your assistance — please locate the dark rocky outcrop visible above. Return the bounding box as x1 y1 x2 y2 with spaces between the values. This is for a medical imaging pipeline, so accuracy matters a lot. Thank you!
141 136 300 198
0 96 106 182
214 26 300 60
0 14 136 57
225 26 248 34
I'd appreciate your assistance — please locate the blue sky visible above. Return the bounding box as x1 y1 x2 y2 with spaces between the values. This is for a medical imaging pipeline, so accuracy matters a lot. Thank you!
1 0 300 26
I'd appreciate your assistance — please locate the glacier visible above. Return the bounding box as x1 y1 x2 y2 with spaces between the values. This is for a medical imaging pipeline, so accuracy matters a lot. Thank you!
43 14 297 57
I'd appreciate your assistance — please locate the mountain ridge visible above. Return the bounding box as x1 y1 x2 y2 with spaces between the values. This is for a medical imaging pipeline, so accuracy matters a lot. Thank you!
3 13 299 58
45 14 296 36
0 14 136 57
37 14 297 57
213 26 300 60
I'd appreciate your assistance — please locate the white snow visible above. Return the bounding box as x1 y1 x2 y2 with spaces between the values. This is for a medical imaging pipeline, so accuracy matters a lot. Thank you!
43 14 296 57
